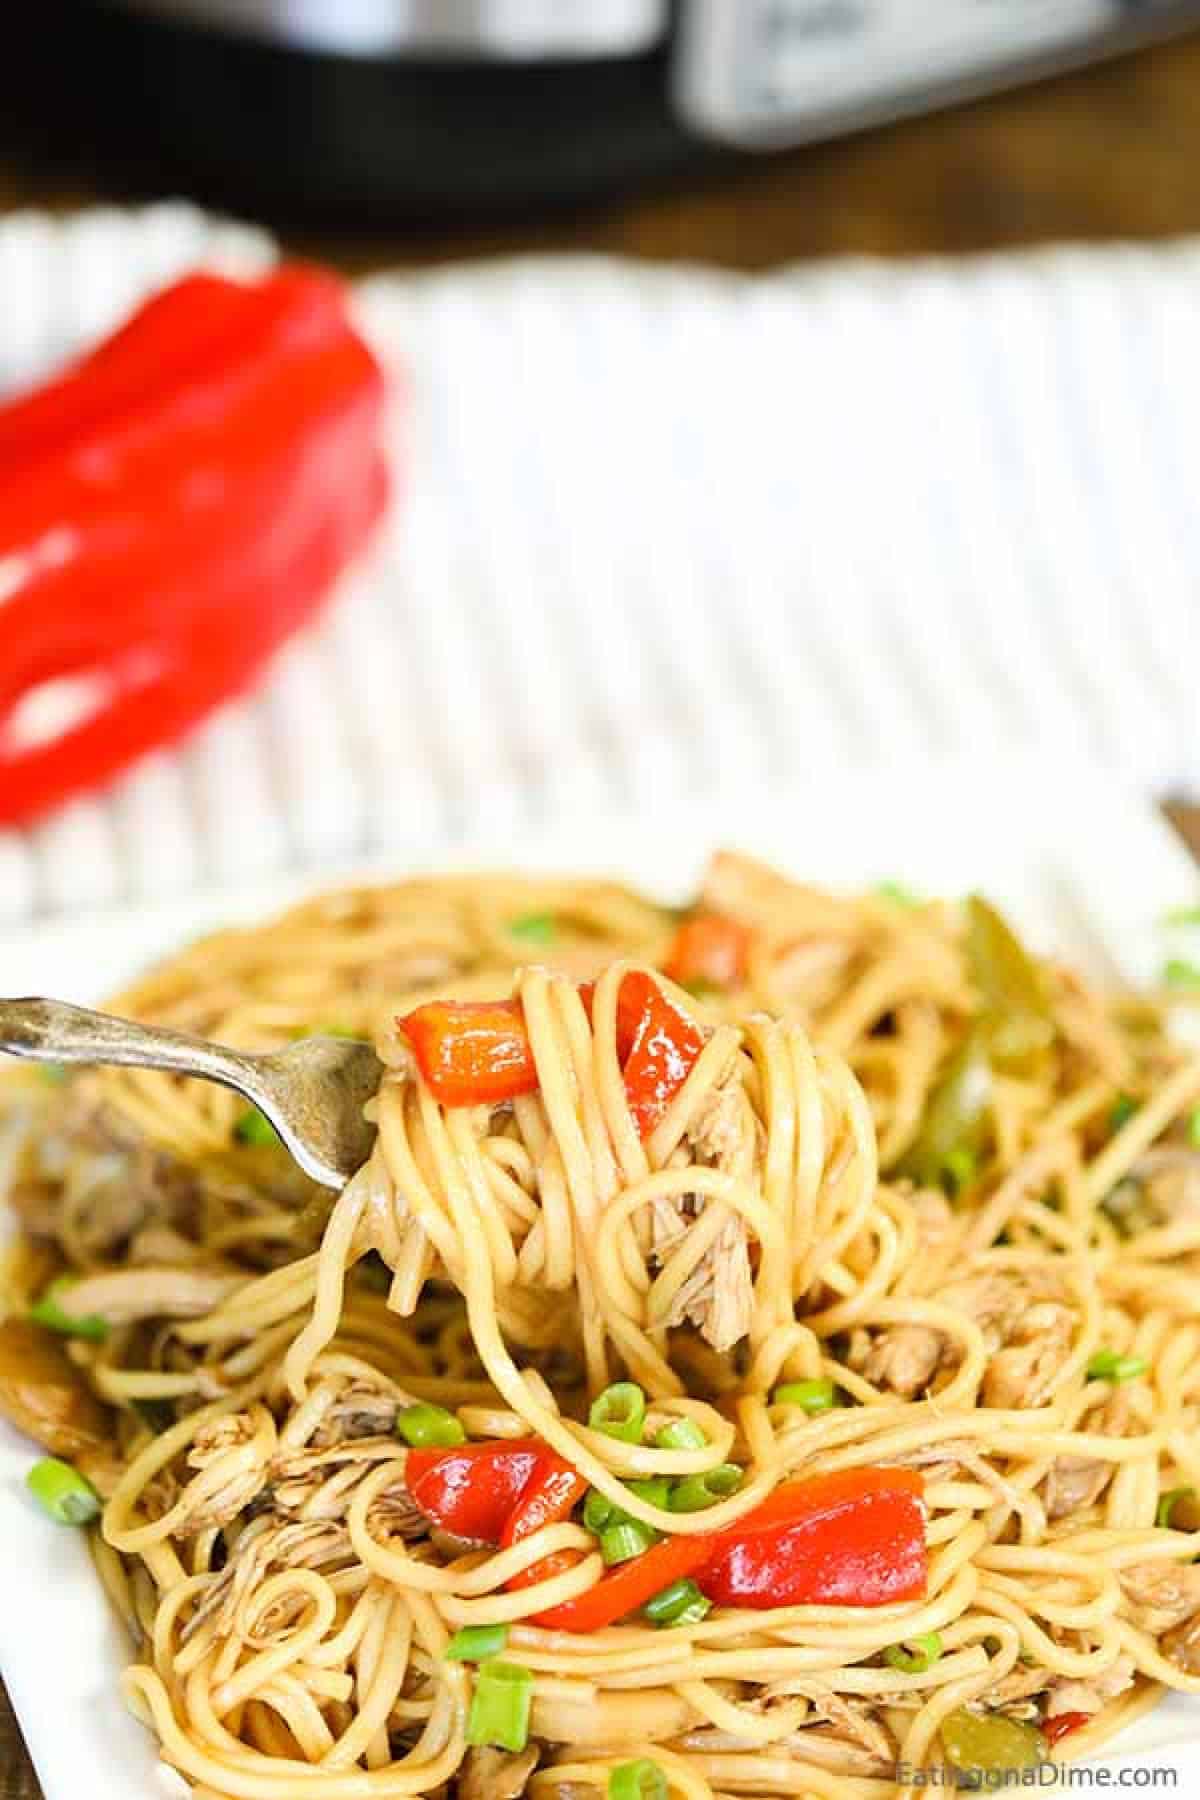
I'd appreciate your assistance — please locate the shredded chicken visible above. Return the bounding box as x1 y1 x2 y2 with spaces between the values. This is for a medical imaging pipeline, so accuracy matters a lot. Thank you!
59 1265 244 1326
1162 1614 1200 1675
1119 1561 1200 1636
1043 1456 1111 1520
182 1518 352 1643
850 1266 1075 1408
940 1268 1068 1347
125 1224 211 1265
268 1440 425 1533
799 1688 897 1770
890 1436 974 1486
701 850 829 928
180 1406 275 1532
658 1075 757 1352
311 1384 399 1445
1042 1388 1130 1519
456 1746 538 1800
984 1664 1051 1713
980 1300 1074 1410
858 1322 943 1398
909 1186 955 1254
1051 966 1132 1085
1046 1656 1136 1718
1134 1150 1200 1225
7 1102 202 1259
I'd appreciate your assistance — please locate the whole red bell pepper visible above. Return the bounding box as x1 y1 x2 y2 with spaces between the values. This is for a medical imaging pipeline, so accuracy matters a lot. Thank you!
0 263 389 827
0 271 256 471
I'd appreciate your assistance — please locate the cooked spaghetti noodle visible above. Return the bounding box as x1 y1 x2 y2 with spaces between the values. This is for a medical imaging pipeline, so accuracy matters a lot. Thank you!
2 853 1199 1800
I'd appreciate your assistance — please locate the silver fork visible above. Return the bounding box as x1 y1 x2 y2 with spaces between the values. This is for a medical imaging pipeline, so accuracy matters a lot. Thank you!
0 997 383 1188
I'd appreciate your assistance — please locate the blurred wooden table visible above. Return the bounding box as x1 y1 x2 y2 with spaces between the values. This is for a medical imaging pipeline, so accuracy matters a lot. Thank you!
3 26 1200 1800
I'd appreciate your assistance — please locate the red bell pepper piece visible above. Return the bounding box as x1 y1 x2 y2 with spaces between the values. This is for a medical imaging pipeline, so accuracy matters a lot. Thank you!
1042 1712 1090 1749
700 1468 926 1609
615 970 706 1138
535 1467 926 1633
399 1000 539 1107
405 1440 548 1543
501 1454 590 1595
664 913 752 991
580 971 704 1136
578 975 654 1061
531 1531 713 1633
405 1440 926 1630
400 973 704 1133
0 263 389 827
501 1457 590 1547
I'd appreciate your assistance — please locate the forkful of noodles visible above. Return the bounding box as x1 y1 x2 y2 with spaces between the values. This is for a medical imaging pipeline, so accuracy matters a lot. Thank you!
4 857 1200 1798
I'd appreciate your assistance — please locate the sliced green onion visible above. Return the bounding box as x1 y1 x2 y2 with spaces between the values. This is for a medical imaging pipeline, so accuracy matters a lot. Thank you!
601 1520 657 1565
510 912 556 945
585 1480 670 1538
589 1382 646 1444
643 1577 711 1627
943 1146 977 1193
396 1402 466 1448
1188 1109 1200 1149
39 1063 68 1086
465 1660 532 1753
1163 958 1200 990
1157 1486 1199 1530
26 1457 100 1525
665 1592 711 1627
1087 1348 1146 1383
29 1276 109 1342
1163 903 1200 926
1109 1092 1139 1131
628 1477 671 1508
884 1631 943 1674
654 1417 707 1451
445 1624 509 1662
772 1378 837 1414
609 1758 668 1800
876 881 920 908
669 1464 743 1513
584 1488 616 1534
233 1107 280 1147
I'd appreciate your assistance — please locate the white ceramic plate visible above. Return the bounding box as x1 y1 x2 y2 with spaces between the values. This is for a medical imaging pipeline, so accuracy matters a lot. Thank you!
2 756 1199 1797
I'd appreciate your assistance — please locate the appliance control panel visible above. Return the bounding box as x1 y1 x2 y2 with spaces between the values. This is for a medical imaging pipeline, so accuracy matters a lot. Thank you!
675 0 1199 146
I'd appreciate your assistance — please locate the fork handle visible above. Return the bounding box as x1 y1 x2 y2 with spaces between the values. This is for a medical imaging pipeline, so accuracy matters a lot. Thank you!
0 996 260 1096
